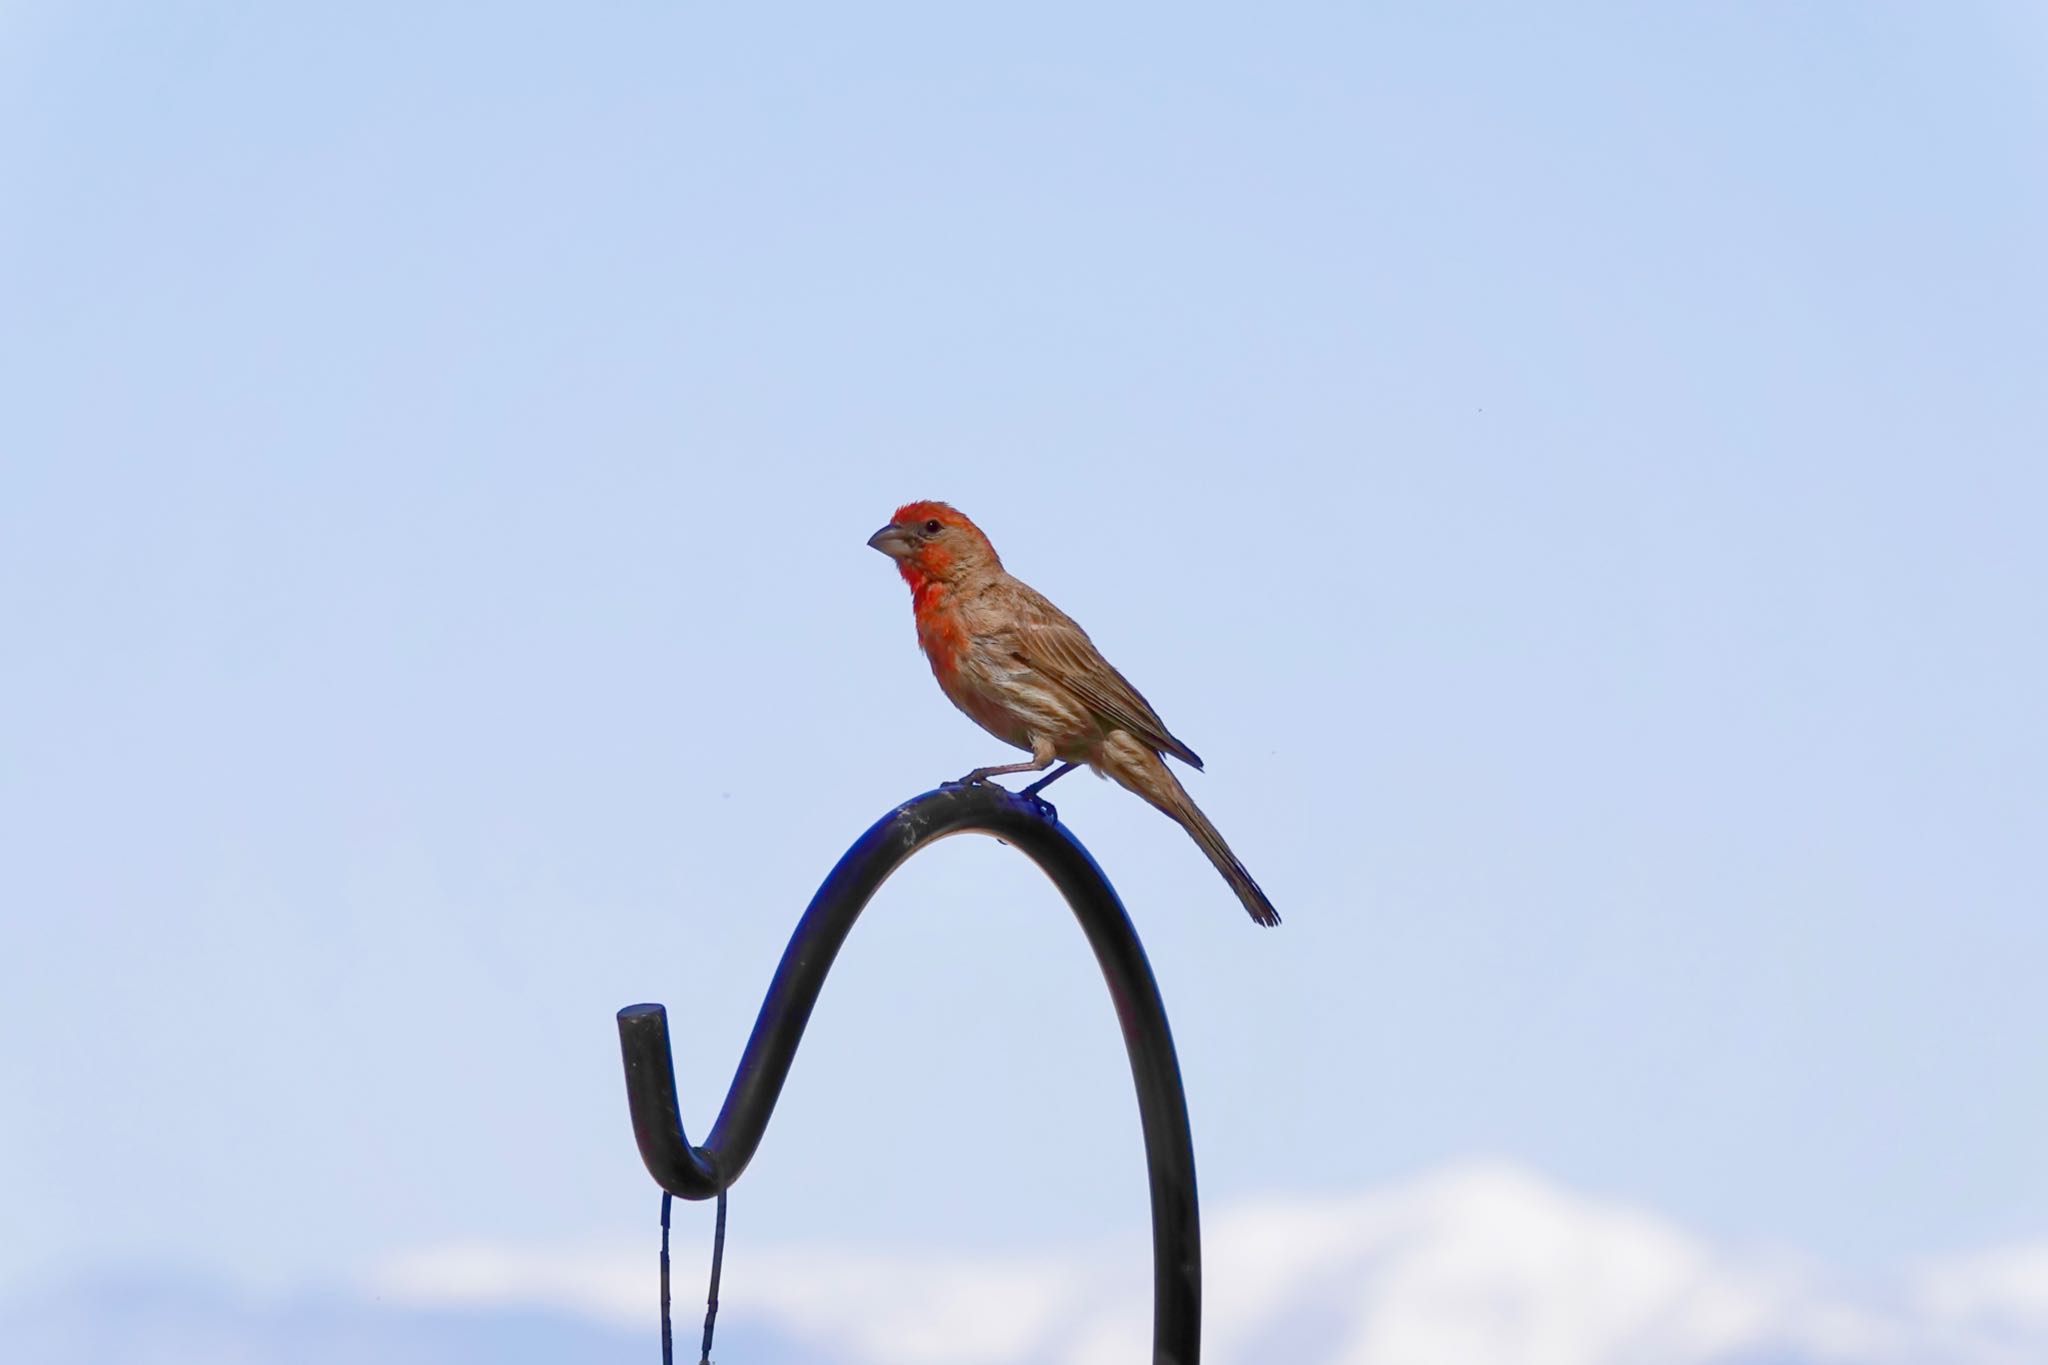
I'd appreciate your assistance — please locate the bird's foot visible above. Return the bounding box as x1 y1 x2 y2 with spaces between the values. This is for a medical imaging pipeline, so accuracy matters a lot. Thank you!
1020 761 1078 799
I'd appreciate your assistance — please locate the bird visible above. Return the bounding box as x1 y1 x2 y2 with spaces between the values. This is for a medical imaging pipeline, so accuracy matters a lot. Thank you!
868 500 1280 926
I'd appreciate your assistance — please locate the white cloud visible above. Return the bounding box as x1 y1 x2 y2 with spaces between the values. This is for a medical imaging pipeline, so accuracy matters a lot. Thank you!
367 1162 2048 1365
371 1240 649 1325
1913 1242 2048 1355
1199 1163 1803 1365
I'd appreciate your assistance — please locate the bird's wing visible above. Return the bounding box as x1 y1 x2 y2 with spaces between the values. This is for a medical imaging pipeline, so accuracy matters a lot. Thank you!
1002 584 1206 770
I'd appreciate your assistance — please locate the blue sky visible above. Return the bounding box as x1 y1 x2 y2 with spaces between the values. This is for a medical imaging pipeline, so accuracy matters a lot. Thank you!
3 0 2044 1326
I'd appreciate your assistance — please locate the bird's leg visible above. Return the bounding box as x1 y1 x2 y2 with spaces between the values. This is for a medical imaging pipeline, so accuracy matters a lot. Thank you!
956 738 1057 787
956 755 1054 784
1021 762 1078 798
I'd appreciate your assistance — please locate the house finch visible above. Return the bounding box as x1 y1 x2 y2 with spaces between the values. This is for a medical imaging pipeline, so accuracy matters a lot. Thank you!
868 500 1280 927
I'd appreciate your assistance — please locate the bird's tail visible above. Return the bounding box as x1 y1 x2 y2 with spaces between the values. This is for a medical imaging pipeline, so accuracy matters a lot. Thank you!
1101 737 1281 927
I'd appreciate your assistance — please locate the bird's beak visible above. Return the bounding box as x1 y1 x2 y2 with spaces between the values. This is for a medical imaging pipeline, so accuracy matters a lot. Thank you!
867 523 914 559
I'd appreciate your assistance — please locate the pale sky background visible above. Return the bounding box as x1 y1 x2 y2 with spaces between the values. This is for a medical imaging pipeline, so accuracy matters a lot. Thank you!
3 0 2045 1327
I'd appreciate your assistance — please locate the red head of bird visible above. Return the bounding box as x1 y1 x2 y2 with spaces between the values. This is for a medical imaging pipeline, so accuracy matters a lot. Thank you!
866 501 1003 598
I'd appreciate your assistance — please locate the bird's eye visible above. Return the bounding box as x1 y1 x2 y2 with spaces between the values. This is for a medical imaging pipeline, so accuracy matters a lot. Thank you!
923 519 942 534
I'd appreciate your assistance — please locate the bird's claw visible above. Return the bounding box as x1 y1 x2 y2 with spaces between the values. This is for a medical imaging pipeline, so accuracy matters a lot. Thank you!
939 772 1054 817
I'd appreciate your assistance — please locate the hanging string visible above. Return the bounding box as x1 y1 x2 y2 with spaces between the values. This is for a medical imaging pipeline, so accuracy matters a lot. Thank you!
700 1187 727 1365
658 1187 729 1365
659 1193 673 1365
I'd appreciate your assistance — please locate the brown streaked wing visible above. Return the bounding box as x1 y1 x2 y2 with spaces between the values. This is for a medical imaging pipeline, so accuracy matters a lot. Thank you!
1005 586 1205 770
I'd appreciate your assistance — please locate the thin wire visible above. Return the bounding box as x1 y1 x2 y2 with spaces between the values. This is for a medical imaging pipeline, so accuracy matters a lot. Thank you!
659 1193 674 1365
658 1187 728 1365
700 1187 727 1365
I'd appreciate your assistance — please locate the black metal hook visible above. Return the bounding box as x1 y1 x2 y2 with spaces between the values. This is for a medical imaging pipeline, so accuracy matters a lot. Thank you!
616 781 1202 1365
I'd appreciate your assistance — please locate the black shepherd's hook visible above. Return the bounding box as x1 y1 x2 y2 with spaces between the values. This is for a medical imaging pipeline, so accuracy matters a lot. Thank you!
615 781 1202 1365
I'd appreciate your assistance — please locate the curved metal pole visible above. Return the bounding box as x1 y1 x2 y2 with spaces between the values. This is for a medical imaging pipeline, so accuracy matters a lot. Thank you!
616 781 1201 1365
